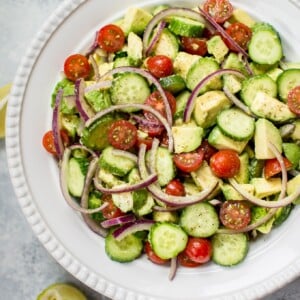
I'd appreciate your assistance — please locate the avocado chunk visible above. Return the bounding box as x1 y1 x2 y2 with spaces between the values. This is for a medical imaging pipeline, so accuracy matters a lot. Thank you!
173 52 199 80
207 35 229 63
287 174 300 204
127 32 143 66
282 143 300 169
254 118 282 159
250 92 296 122
221 183 254 201
172 123 204 153
234 152 250 184
174 90 191 120
251 177 281 198
291 120 300 141
193 91 231 128
112 190 134 212
84 89 111 112
229 9 256 27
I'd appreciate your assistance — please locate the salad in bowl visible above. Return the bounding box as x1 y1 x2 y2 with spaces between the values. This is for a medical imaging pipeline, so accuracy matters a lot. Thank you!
41 0 300 281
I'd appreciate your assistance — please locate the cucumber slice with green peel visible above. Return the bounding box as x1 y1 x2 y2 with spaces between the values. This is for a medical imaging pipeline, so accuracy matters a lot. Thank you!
240 74 277 106
180 202 219 237
149 222 188 259
248 23 283 65
277 69 300 101
186 57 221 93
217 108 255 141
105 231 143 262
159 74 186 94
168 16 205 37
110 73 150 111
212 233 249 266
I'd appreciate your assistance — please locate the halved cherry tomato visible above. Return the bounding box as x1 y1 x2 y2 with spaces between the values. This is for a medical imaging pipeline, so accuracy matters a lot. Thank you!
101 194 124 219
184 237 212 264
144 241 169 265
108 120 137 150
203 0 234 24
97 24 125 53
144 90 176 125
136 135 154 150
264 157 293 179
210 149 240 178
64 54 91 82
178 252 202 267
138 121 165 137
42 130 70 155
146 55 173 78
219 201 251 230
165 179 186 196
173 151 204 173
225 22 252 51
197 139 218 163
287 86 300 115
180 37 208 56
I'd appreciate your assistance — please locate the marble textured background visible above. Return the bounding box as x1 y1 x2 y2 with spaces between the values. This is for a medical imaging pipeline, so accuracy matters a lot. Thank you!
1 0 300 299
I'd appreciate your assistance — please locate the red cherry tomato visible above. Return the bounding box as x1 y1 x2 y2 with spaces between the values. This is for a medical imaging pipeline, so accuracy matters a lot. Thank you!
144 90 176 126
287 86 300 115
108 120 137 150
64 54 91 82
197 139 218 163
184 237 212 264
173 151 204 173
138 121 165 137
203 0 234 24
97 24 125 53
210 149 240 178
42 130 70 155
178 252 202 267
180 37 208 56
146 55 173 78
144 241 169 265
136 135 154 150
225 22 252 51
101 194 124 219
165 179 186 196
219 201 251 230
264 157 293 179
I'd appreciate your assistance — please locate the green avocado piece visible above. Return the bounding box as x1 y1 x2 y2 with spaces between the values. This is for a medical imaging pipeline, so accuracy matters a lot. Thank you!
283 143 300 169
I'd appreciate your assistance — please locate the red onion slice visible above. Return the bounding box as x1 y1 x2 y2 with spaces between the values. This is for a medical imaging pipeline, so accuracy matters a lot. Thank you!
75 78 95 121
60 148 109 214
101 214 136 229
94 173 158 194
113 219 155 241
84 80 112 93
85 103 173 152
143 7 208 55
99 66 172 125
223 86 255 117
111 149 138 163
145 21 166 56
138 144 218 206
169 257 178 281
183 69 246 122
85 30 99 56
52 88 64 159
69 144 98 158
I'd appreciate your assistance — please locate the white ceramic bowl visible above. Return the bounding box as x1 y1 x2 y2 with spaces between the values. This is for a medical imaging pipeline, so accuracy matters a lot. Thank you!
6 0 300 299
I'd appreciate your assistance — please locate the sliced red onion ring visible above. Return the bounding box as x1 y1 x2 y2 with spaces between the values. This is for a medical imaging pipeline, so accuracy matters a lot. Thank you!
223 86 255 117
138 144 218 206
84 80 112 93
111 149 138 163
198 7 249 58
131 114 165 131
99 66 172 125
101 214 136 229
85 30 99 56
75 78 95 122
85 103 173 152
169 257 178 281
52 88 64 159
183 69 246 122
145 21 166 56
60 148 109 214
69 144 98 158
80 157 108 237
143 7 208 55
113 219 155 241
94 173 158 194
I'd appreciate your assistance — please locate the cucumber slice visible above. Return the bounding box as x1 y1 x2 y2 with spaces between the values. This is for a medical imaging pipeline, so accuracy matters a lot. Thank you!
248 22 283 65
277 69 300 101
168 16 205 37
240 74 277 106
105 231 143 262
110 73 150 111
149 223 188 259
180 202 219 237
159 74 186 94
212 233 248 266
217 108 255 141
